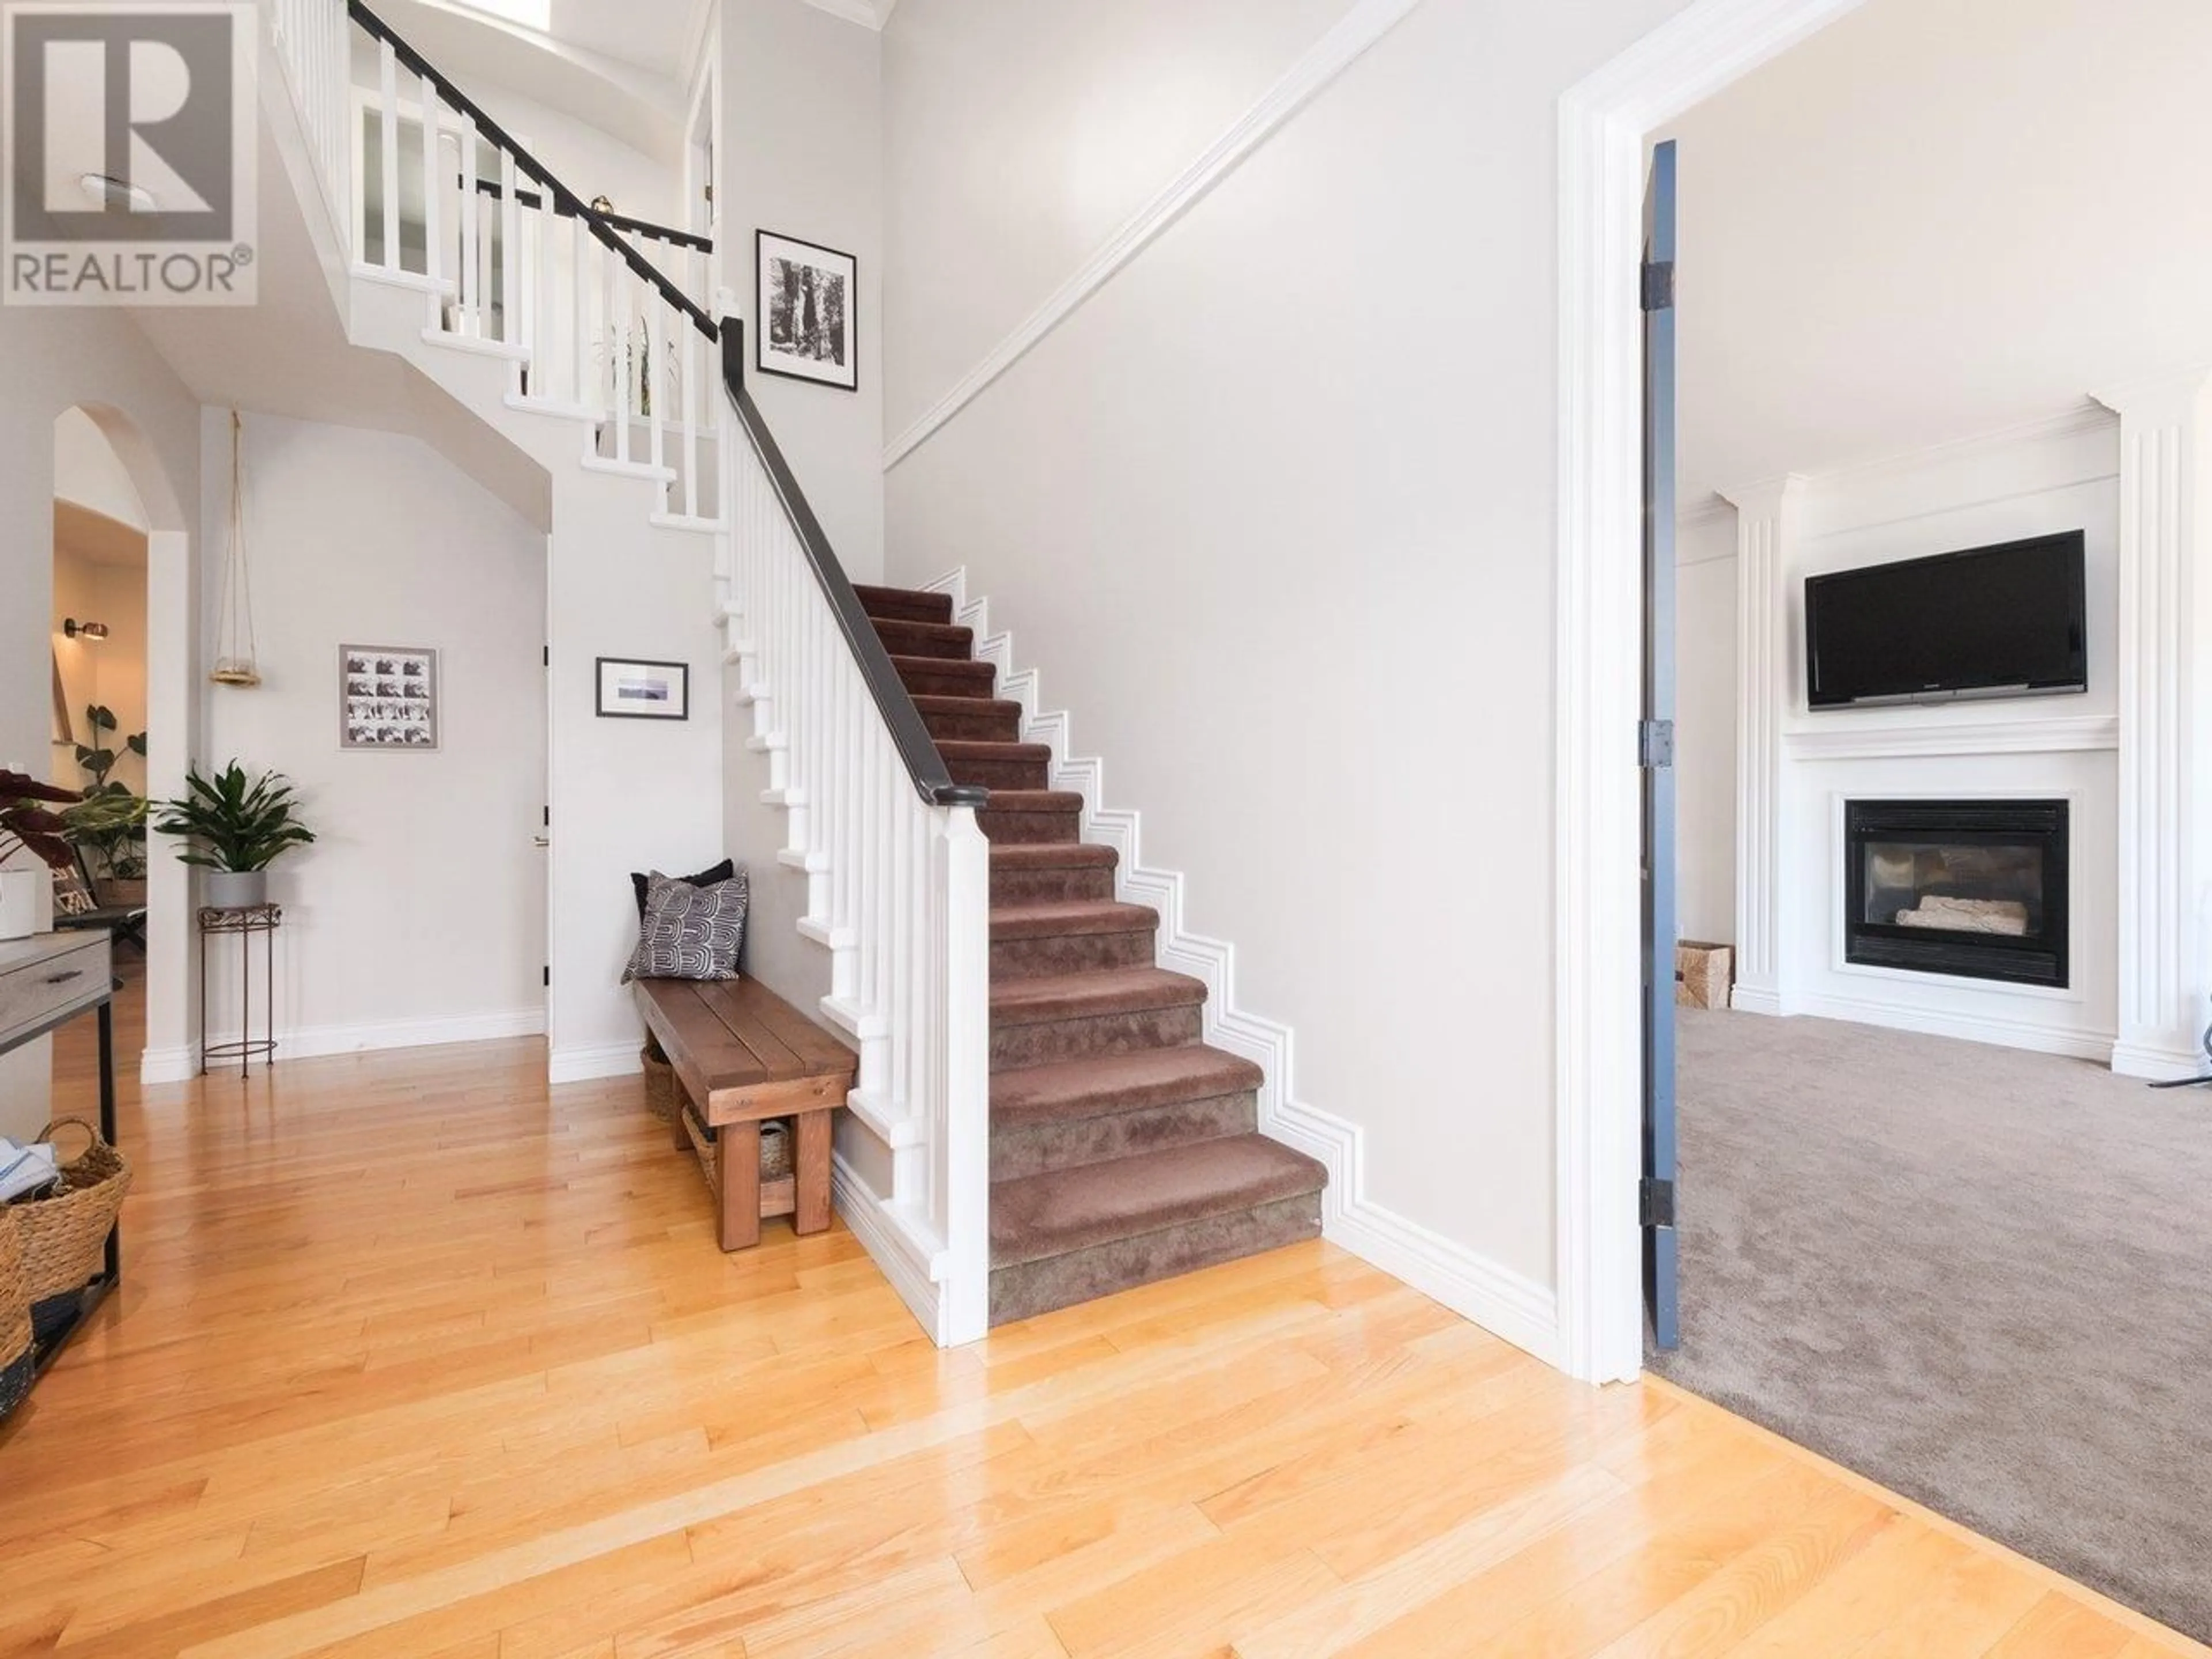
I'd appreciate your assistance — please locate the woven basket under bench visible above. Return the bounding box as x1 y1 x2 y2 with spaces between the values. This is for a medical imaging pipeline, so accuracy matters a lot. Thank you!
681 1103 793 1215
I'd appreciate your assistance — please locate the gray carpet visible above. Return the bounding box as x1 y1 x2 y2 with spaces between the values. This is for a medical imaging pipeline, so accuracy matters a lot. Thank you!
1651 1009 2212 1644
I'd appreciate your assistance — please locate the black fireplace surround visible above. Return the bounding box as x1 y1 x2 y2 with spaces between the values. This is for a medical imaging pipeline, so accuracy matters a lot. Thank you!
1844 799 2069 988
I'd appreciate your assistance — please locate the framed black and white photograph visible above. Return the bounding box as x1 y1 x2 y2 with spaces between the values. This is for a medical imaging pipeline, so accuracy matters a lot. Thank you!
756 229 857 391
596 657 690 721
340 645 440 749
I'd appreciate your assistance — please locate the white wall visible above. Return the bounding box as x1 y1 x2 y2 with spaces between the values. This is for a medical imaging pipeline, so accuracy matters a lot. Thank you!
881 0 1693 1308
544 499 725 1080
721 0 885 581
881 0 1354 441
0 308 201 1140
190 411 548 1058
55 407 150 530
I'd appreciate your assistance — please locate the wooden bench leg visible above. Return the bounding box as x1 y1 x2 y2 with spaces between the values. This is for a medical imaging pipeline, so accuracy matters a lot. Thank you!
794 1109 832 1235
671 1099 691 1152
718 1120 762 1251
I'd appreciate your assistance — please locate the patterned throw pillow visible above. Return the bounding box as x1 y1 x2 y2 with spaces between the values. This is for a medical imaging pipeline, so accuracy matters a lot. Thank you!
623 869 748 983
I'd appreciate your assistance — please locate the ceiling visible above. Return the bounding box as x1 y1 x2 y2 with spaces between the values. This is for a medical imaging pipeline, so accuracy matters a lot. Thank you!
397 0 896 100
55 501 148 569
127 120 552 529
1660 0 2212 508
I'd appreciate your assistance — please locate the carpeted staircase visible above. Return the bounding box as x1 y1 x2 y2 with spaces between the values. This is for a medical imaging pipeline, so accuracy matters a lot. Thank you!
857 584 1329 1325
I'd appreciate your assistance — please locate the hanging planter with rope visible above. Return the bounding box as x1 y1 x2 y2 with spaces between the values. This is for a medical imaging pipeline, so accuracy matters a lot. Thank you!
211 410 260 688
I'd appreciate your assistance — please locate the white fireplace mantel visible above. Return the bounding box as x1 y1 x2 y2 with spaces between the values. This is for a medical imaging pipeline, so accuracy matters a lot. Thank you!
1718 404 2167 1068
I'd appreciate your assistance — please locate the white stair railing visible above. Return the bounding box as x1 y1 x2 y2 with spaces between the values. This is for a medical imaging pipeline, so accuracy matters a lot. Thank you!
720 332 992 1345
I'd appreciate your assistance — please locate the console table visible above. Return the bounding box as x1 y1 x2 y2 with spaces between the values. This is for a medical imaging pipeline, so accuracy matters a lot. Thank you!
0 931 119 1381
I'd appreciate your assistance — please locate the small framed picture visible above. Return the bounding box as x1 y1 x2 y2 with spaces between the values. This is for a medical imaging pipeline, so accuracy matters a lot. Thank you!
596 657 690 720
756 229 857 391
340 645 440 749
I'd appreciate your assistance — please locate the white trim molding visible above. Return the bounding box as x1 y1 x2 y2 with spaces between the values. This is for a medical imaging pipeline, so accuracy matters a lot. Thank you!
927 569 1563 1369
148 1009 547 1084
1723 475 1805 1018
882 0 1427 471
832 1150 942 1338
1782 715 2119 762
549 1037 646 1084
2096 369 2212 1080
1554 0 1869 1386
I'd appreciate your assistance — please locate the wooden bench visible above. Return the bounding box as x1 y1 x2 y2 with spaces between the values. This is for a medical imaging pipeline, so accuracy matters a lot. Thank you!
632 978 855 1251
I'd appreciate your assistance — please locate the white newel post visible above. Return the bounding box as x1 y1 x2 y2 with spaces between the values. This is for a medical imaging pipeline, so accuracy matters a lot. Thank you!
2097 371 2212 1079
937 806 993 1346
1721 475 1805 1016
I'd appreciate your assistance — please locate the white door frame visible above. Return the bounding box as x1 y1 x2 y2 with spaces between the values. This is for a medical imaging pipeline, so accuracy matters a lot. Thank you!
1552 0 1869 1385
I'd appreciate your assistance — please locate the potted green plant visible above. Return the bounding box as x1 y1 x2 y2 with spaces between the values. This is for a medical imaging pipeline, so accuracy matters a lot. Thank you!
65 705 148 906
152 762 316 910
0 770 82 941
61 793 149 906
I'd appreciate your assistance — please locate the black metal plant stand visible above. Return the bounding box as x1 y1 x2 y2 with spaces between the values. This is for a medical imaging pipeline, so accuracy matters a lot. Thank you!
199 904 281 1075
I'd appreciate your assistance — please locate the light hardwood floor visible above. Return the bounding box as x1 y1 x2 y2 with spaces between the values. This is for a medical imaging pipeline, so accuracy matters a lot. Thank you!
3 975 2201 1658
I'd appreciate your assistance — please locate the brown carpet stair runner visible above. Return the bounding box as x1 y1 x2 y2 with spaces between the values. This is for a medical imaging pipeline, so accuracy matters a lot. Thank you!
855 582 1328 1324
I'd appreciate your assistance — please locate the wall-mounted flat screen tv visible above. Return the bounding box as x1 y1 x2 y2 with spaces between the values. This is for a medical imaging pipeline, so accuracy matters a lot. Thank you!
1804 531 2087 709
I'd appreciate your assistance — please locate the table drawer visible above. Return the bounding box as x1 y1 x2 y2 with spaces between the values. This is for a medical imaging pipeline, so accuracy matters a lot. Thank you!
0 934 111 1047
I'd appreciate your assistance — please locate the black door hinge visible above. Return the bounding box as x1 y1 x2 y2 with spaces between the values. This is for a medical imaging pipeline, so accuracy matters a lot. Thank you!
1641 260 1675 312
1641 1178 1676 1229
1638 718 1675 768
543 645 551 667
543 965 550 987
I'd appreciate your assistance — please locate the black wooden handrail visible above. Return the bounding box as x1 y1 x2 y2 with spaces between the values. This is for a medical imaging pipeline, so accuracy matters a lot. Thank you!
350 0 717 339
721 325 988 810
464 177 710 253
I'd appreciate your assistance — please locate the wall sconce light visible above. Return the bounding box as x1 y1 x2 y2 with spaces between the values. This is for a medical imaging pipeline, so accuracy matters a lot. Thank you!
62 618 108 641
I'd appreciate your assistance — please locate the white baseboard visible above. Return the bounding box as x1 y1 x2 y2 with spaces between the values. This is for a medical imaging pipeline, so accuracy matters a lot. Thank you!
2109 1036 2206 1082
1331 1187 1562 1369
832 1149 941 1341
195 1007 547 1065
149 1010 546 1081
1791 991 2113 1062
1730 984 1783 1016
926 567 1563 1371
140 1044 200 1086
548 1038 645 1084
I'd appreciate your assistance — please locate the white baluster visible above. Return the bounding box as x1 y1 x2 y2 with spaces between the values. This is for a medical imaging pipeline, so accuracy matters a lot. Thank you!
456 117 478 335
613 261 634 464
571 214 590 409
524 179 546 396
377 40 400 271
498 149 519 358
647 301 665 479
680 318 700 518
419 78 442 313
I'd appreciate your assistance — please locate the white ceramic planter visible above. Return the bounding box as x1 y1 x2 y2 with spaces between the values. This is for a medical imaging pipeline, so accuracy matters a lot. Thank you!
203 869 267 910
0 869 37 941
